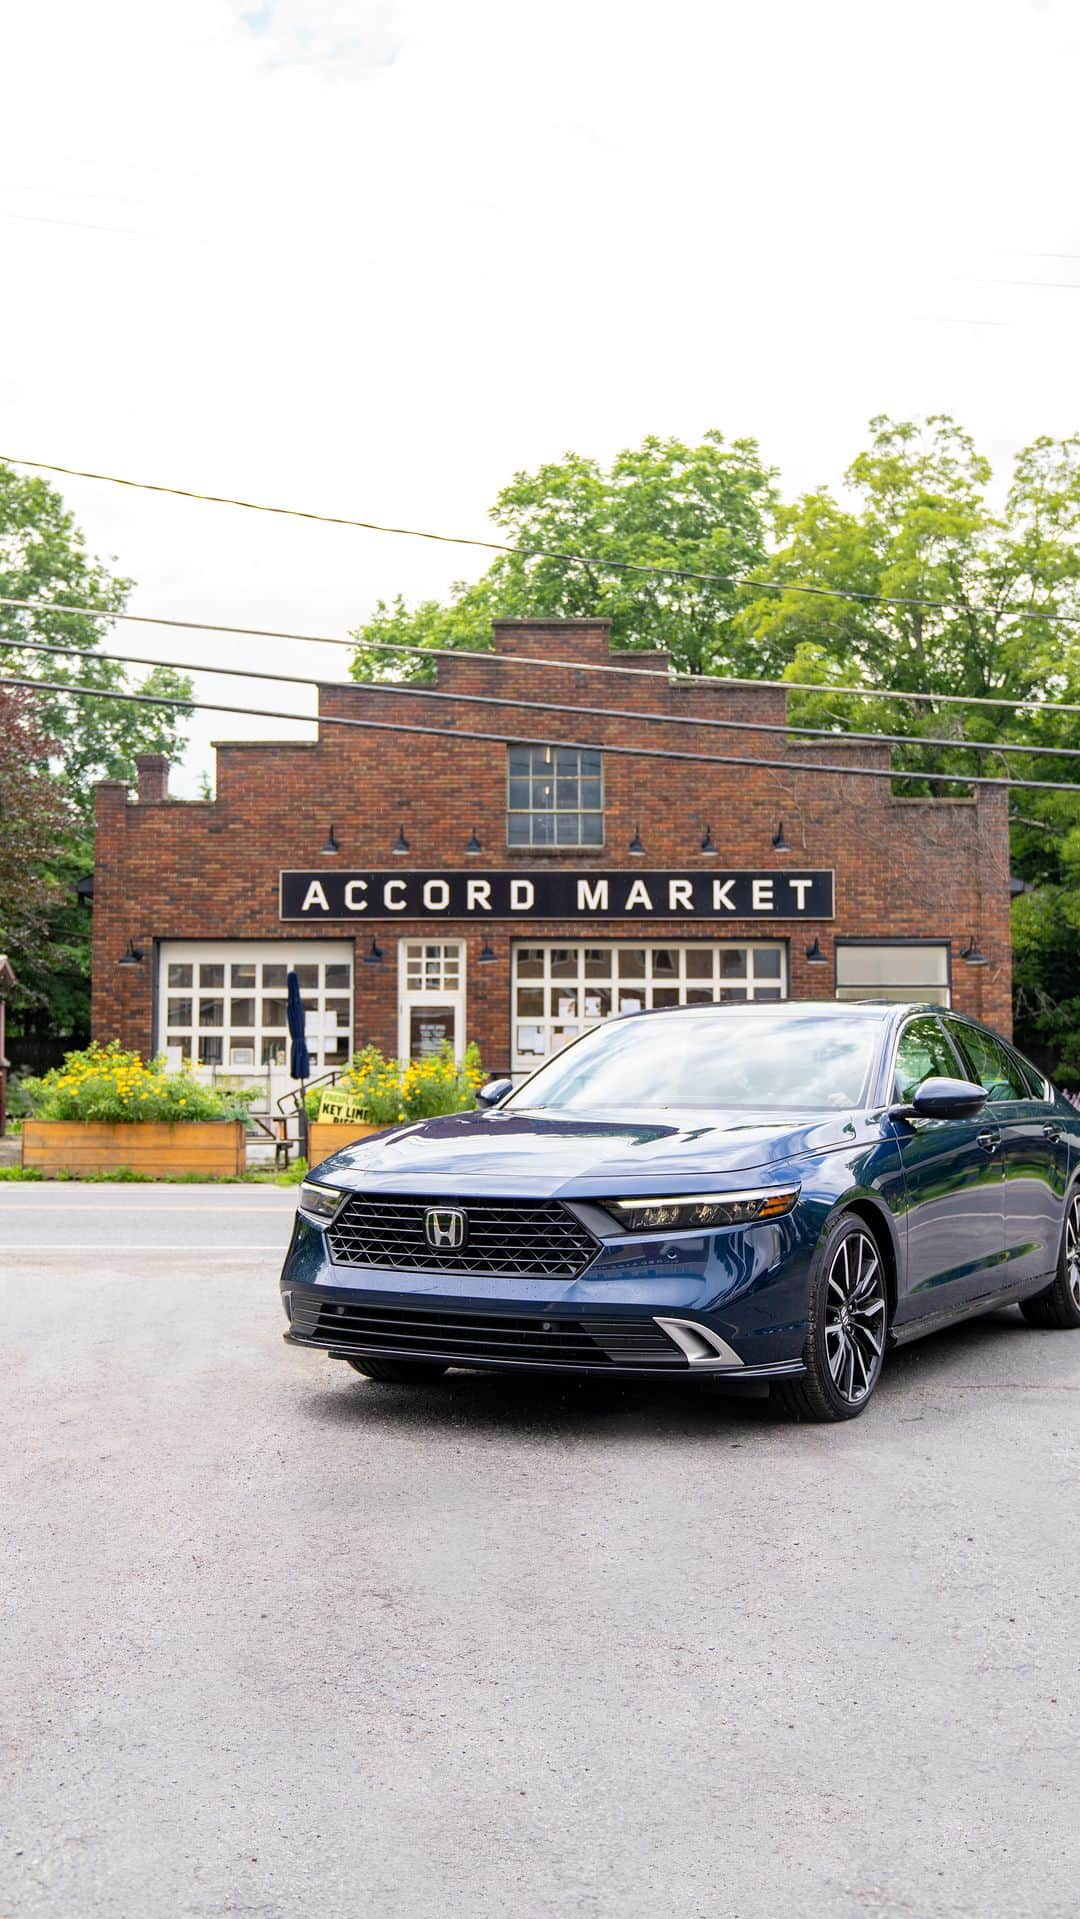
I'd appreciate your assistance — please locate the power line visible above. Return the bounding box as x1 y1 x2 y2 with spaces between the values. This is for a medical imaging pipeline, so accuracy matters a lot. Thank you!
2 589 1078 715
8 632 1080 763
5 453 1080 632
3 672 1077 794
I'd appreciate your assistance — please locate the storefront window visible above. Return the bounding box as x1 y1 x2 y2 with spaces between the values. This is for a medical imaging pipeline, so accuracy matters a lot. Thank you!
159 944 354 1081
511 942 787 1074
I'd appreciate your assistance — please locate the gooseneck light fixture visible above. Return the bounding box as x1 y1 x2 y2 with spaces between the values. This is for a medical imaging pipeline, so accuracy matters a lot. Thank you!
362 937 384 966
320 824 340 855
960 935 988 966
628 825 645 856
478 940 497 964
805 937 828 965
392 824 410 855
117 937 147 967
700 825 716 855
466 827 482 855
771 820 791 853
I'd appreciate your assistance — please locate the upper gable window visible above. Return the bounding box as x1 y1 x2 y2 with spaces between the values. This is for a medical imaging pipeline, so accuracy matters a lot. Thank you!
507 745 604 847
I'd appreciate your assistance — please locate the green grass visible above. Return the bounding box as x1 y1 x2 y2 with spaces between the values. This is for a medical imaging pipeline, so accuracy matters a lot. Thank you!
0 1160 308 1186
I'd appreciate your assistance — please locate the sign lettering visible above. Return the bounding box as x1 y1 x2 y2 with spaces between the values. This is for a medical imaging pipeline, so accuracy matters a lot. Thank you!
281 869 835 921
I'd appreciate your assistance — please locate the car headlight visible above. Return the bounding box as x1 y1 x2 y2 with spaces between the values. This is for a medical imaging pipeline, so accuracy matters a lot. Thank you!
601 1187 801 1233
297 1180 347 1224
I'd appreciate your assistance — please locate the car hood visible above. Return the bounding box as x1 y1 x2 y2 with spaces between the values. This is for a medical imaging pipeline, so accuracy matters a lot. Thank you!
313 1106 861 1198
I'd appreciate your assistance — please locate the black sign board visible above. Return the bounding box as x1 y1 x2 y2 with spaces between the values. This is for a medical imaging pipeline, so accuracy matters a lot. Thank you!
280 868 834 922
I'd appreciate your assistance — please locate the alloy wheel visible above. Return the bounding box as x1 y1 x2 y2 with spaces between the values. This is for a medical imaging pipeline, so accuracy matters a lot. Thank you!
1067 1195 1080 1311
824 1231 887 1406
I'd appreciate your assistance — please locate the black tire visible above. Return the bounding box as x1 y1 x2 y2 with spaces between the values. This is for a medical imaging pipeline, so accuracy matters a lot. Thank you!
1019 1189 1080 1331
772 1214 889 1423
344 1355 450 1383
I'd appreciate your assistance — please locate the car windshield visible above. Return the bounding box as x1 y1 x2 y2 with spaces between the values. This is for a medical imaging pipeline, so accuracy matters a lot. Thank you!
509 1011 883 1112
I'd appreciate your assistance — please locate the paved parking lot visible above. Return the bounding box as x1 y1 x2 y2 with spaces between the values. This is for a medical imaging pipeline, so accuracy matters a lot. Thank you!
2 1184 1078 1919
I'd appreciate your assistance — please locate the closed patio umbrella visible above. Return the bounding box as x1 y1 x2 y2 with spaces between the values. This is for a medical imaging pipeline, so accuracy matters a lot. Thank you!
287 969 311 1160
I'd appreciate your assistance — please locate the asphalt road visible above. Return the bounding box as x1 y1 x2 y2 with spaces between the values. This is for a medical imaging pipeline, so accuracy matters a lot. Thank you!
2 1185 1078 1919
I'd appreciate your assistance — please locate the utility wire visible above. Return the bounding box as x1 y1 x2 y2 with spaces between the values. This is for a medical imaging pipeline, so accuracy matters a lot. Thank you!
8 633 1080 763
1 590 1078 715
2 673 1077 794
5 454 1080 632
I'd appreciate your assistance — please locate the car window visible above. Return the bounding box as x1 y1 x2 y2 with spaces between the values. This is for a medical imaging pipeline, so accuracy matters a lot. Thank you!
894 1016 960 1103
1011 1047 1050 1100
945 1020 1027 1102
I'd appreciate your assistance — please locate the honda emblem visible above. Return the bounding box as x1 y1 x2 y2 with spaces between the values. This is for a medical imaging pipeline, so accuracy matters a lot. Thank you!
424 1206 468 1252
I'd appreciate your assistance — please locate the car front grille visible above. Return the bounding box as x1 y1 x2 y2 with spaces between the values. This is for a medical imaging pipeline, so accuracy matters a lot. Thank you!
325 1194 600 1281
289 1297 687 1369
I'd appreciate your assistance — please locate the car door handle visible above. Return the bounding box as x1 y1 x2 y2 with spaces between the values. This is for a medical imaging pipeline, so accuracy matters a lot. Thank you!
976 1129 1001 1153
1043 1123 1061 1142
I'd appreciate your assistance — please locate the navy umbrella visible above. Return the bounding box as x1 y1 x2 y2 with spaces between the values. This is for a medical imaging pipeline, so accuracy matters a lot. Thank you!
286 969 312 1081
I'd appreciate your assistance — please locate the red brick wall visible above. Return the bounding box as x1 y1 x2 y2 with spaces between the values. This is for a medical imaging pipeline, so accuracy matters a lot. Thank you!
91 619 1014 1068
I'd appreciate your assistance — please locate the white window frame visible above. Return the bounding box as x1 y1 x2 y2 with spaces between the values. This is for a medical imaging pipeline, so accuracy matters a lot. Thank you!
157 940 355 1086
510 940 787 1076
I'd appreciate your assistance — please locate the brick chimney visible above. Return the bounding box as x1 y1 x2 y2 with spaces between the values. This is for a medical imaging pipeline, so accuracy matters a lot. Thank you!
134 753 169 803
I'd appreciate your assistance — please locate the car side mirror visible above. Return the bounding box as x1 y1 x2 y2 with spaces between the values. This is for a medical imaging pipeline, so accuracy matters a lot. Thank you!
892 1076 989 1122
476 1077 514 1109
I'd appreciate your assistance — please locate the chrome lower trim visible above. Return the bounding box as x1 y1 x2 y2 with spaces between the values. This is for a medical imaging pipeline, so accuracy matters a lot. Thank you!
653 1317 744 1368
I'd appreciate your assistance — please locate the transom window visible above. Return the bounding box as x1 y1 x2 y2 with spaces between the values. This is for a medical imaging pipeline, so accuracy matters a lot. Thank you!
836 941 950 1006
403 942 462 993
507 745 603 847
512 941 786 1074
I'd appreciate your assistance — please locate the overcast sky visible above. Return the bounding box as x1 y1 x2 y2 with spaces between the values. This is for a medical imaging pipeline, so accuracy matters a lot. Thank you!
5 0 1080 795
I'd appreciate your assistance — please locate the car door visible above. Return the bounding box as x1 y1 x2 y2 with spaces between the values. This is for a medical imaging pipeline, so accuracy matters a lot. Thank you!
944 1018 1069 1292
890 1013 1005 1326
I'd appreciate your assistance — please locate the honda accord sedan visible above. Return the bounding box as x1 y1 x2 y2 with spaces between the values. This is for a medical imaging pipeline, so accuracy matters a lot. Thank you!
279 1002 1080 1420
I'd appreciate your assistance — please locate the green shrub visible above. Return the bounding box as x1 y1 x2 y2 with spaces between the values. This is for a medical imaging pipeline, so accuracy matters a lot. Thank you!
307 1041 484 1125
24 1041 255 1124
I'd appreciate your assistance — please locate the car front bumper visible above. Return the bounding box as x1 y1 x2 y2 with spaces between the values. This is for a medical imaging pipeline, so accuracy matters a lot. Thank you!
279 1209 813 1379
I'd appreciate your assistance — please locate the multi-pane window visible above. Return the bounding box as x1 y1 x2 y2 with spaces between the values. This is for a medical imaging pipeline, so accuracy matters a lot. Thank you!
835 942 950 1006
507 745 603 847
159 943 353 1073
511 941 786 1073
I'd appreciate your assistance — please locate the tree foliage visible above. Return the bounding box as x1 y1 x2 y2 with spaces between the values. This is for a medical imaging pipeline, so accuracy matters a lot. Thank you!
0 463 193 1045
0 464 192 821
0 688 69 977
350 433 778 680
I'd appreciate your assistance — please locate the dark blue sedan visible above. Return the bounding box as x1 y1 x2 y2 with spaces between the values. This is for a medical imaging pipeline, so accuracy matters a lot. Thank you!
279 1002 1080 1420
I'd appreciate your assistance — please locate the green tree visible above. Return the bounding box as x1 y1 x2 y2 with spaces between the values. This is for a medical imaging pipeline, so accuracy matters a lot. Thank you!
735 416 1080 1077
0 688 68 975
0 463 193 1047
350 432 778 680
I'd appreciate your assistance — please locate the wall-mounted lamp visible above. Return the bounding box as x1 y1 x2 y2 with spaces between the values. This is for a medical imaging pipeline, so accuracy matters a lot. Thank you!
700 825 716 855
117 937 146 967
392 824 410 856
629 825 645 856
320 824 340 855
959 935 988 966
478 940 497 964
805 937 828 965
466 827 482 855
361 937 384 966
772 820 791 853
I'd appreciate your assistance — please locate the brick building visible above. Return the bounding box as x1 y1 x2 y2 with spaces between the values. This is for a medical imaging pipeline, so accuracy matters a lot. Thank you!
91 618 1012 1098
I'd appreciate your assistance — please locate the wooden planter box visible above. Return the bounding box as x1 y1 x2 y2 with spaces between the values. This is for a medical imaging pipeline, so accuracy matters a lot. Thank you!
307 1121 382 1167
22 1120 247 1178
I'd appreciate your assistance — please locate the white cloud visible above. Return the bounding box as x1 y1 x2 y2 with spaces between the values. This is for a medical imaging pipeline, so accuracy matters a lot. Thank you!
2 0 1079 794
